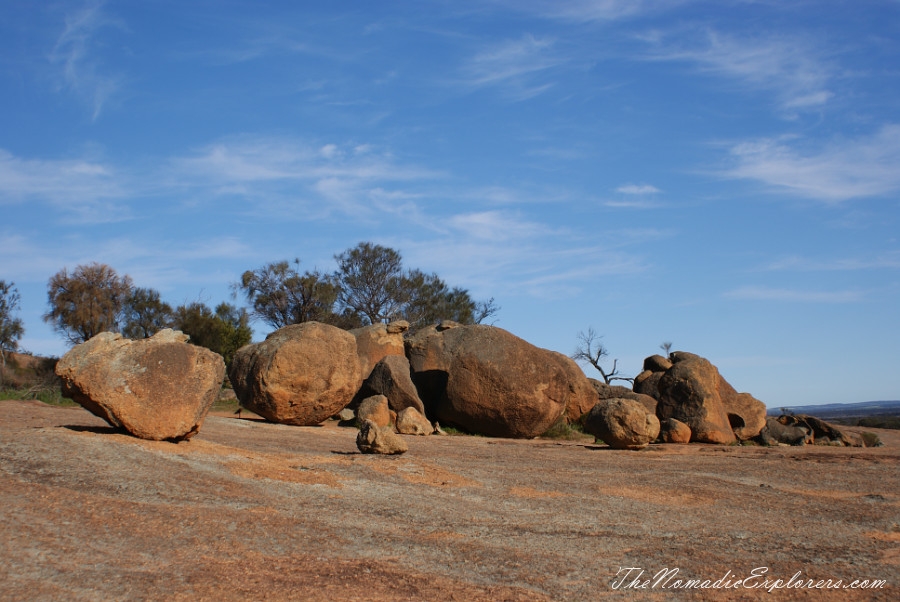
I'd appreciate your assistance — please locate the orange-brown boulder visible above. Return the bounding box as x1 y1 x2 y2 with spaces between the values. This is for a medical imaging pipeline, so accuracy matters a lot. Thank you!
583 398 660 450
351 321 408 381
395 406 433 436
55 329 225 441
357 394 392 428
228 322 360 425
407 324 568 438
659 417 691 444
356 419 408 454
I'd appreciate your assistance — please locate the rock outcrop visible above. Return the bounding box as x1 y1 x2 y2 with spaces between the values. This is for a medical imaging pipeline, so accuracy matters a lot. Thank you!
653 352 768 444
356 419 408 454
55 329 225 441
758 417 811 446
658 417 692 444
406 324 568 438
777 414 862 447
229 322 360 426
582 398 660 450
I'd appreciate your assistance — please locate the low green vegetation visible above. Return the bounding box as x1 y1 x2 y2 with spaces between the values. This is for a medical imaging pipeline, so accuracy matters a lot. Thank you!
539 416 593 441
860 432 883 447
0 385 76 407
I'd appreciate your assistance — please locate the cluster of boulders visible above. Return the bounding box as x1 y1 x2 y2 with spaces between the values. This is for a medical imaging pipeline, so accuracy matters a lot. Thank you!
55 320 865 451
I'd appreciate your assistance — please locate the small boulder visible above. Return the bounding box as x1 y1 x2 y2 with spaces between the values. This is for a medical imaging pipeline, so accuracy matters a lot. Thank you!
583 398 661 450
55 329 225 441
356 419 408 454
229 322 360 426
659 417 691 444
357 395 392 428
395 407 433 436
643 354 672 373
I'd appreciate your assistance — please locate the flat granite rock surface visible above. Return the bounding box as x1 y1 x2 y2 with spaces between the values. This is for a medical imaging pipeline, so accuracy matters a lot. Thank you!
1 399 898 601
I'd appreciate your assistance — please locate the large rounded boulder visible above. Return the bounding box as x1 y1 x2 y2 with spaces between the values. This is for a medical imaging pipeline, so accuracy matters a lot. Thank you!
229 322 360 425
55 329 225 441
407 324 569 438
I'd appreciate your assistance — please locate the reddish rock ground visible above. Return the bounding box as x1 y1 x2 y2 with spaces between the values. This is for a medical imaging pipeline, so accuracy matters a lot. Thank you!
1 400 897 601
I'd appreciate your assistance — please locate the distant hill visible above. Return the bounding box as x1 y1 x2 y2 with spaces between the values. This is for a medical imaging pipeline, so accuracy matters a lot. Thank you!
767 400 900 419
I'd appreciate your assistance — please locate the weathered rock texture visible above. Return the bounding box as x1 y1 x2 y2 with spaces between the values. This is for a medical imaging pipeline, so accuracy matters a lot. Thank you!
759 417 811 446
592 380 658 417
395 407 433 436
228 322 360 426
406 325 568 438
654 352 766 444
351 321 408 381
356 419 408 454
55 329 225 441
777 414 863 447
355 354 425 415
549 352 599 424
357 395 393 428
659 417 692 444
583 398 660 450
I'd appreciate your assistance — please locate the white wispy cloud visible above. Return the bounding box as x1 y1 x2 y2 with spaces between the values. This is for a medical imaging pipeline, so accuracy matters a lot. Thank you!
644 28 833 112
460 34 563 100
616 184 660 195
49 0 124 120
171 136 442 217
499 0 684 22
0 148 130 222
724 286 863 303
724 125 900 203
762 253 900 272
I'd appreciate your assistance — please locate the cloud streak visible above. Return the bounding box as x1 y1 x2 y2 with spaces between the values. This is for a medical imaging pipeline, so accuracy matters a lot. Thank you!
49 0 124 120
0 149 130 222
644 29 833 112
724 286 863 303
459 34 563 100
724 125 900 203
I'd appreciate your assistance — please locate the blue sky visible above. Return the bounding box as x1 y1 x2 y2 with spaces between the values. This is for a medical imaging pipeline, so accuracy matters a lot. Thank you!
2 0 899 407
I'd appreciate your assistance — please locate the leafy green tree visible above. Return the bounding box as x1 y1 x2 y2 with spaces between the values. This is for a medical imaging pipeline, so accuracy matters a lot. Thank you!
0 280 25 374
236 260 341 329
43 263 133 345
122 287 174 339
332 242 499 328
171 301 252 367
333 242 406 324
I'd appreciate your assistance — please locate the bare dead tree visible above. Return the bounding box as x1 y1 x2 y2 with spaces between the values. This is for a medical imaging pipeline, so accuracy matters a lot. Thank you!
572 327 632 385
660 341 673 357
